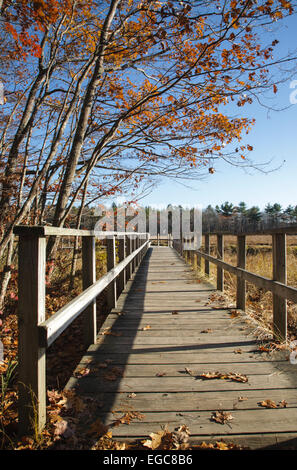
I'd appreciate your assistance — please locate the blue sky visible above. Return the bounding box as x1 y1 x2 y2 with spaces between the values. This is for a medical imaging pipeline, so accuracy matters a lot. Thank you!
139 14 297 212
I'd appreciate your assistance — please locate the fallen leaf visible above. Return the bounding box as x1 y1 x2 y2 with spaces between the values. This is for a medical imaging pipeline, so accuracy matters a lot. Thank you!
211 411 234 425
74 367 90 378
199 371 222 380
215 441 230 450
87 418 109 437
227 372 248 383
258 400 277 409
142 427 172 450
128 393 136 399
156 372 166 377
234 349 242 354
258 345 271 352
198 371 248 383
113 411 145 427
200 328 213 333
142 325 151 331
103 366 123 382
54 419 75 438
101 328 122 337
172 310 179 315
172 425 190 449
185 367 194 376
278 400 288 408
229 310 240 318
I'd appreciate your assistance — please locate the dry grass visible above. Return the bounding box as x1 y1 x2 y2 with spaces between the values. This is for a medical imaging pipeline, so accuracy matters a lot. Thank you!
196 235 297 341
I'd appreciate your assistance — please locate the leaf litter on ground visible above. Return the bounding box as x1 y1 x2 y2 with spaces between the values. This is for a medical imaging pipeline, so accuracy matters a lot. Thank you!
211 411 234 425
193 370 248 383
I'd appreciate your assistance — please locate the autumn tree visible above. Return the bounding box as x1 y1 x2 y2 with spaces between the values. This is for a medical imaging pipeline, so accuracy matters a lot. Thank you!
0 0 296 302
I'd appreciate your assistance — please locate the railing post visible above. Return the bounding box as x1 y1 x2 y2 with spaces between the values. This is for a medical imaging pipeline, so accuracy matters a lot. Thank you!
197 249 201 270
137 236 141 265
204 234 210 276
146 233 150 255
126 236 132 280
236 235 246 311
18 233 46 435
193 251 197 270
82 236 97 347
106 235 117 309
272 233 287 341
118 234 126 295
217 234 224 291
190 237 194 266
132 237 136 273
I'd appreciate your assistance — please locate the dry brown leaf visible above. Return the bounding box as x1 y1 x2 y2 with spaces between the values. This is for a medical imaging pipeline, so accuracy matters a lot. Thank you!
54 419 75 438
87 418 109 437
258 345 271 352
227 372 248 383
185 367 194 376
74 367 90 378
258 399 277 409
101 329 122 337
200 328 213 334
215 441 230 450
63 390 85 413
234 348 242 354
128 393 137 399
172 310 179 315
103 366 123 382
156 372 166 377
238 396 248 402
172 425 190 449
198 441 215 449
229 310 241 318
278 400 288 408
198 371 248 383
211 411 234 425
113 411 145 427
142 427 172 450
142 325 151 331
199 371 222 380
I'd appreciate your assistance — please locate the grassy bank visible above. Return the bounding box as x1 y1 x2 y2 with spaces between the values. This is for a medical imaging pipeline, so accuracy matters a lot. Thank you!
196 235 297 340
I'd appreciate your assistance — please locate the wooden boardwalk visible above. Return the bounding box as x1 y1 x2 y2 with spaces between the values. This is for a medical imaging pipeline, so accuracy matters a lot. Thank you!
66 246 297 449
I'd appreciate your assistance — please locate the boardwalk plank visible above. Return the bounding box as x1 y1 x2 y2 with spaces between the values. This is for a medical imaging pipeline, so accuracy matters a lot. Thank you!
66 246 297 449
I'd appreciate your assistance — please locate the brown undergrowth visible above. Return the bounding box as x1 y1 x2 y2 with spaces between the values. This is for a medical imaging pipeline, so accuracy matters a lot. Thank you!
194 236 297 341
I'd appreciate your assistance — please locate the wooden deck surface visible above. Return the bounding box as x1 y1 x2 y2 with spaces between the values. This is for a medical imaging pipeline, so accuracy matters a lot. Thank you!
66 246 297 449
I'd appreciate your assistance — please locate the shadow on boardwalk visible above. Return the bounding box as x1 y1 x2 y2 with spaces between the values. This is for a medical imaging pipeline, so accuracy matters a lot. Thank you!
66 247 297 450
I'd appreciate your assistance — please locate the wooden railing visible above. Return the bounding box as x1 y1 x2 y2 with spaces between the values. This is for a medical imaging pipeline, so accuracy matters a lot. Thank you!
13 225 150 435
174 228 297 344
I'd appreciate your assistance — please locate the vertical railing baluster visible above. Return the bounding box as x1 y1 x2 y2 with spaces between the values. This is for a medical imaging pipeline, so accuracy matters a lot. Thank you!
126 236 132 280
217 234 224 291
106 235 117 309
272 233 287 341
118 234 126 296
18 233 46 435
204 234 210 276
236 235 246 311
82 236 97 347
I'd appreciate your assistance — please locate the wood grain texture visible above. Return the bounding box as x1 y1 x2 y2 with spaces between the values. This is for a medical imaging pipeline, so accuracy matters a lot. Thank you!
18 235 46 435
82 236 97 347
66 246 297 449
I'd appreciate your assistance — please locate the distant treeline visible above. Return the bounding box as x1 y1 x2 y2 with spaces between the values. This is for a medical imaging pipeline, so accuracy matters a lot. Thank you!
203 202 297 233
